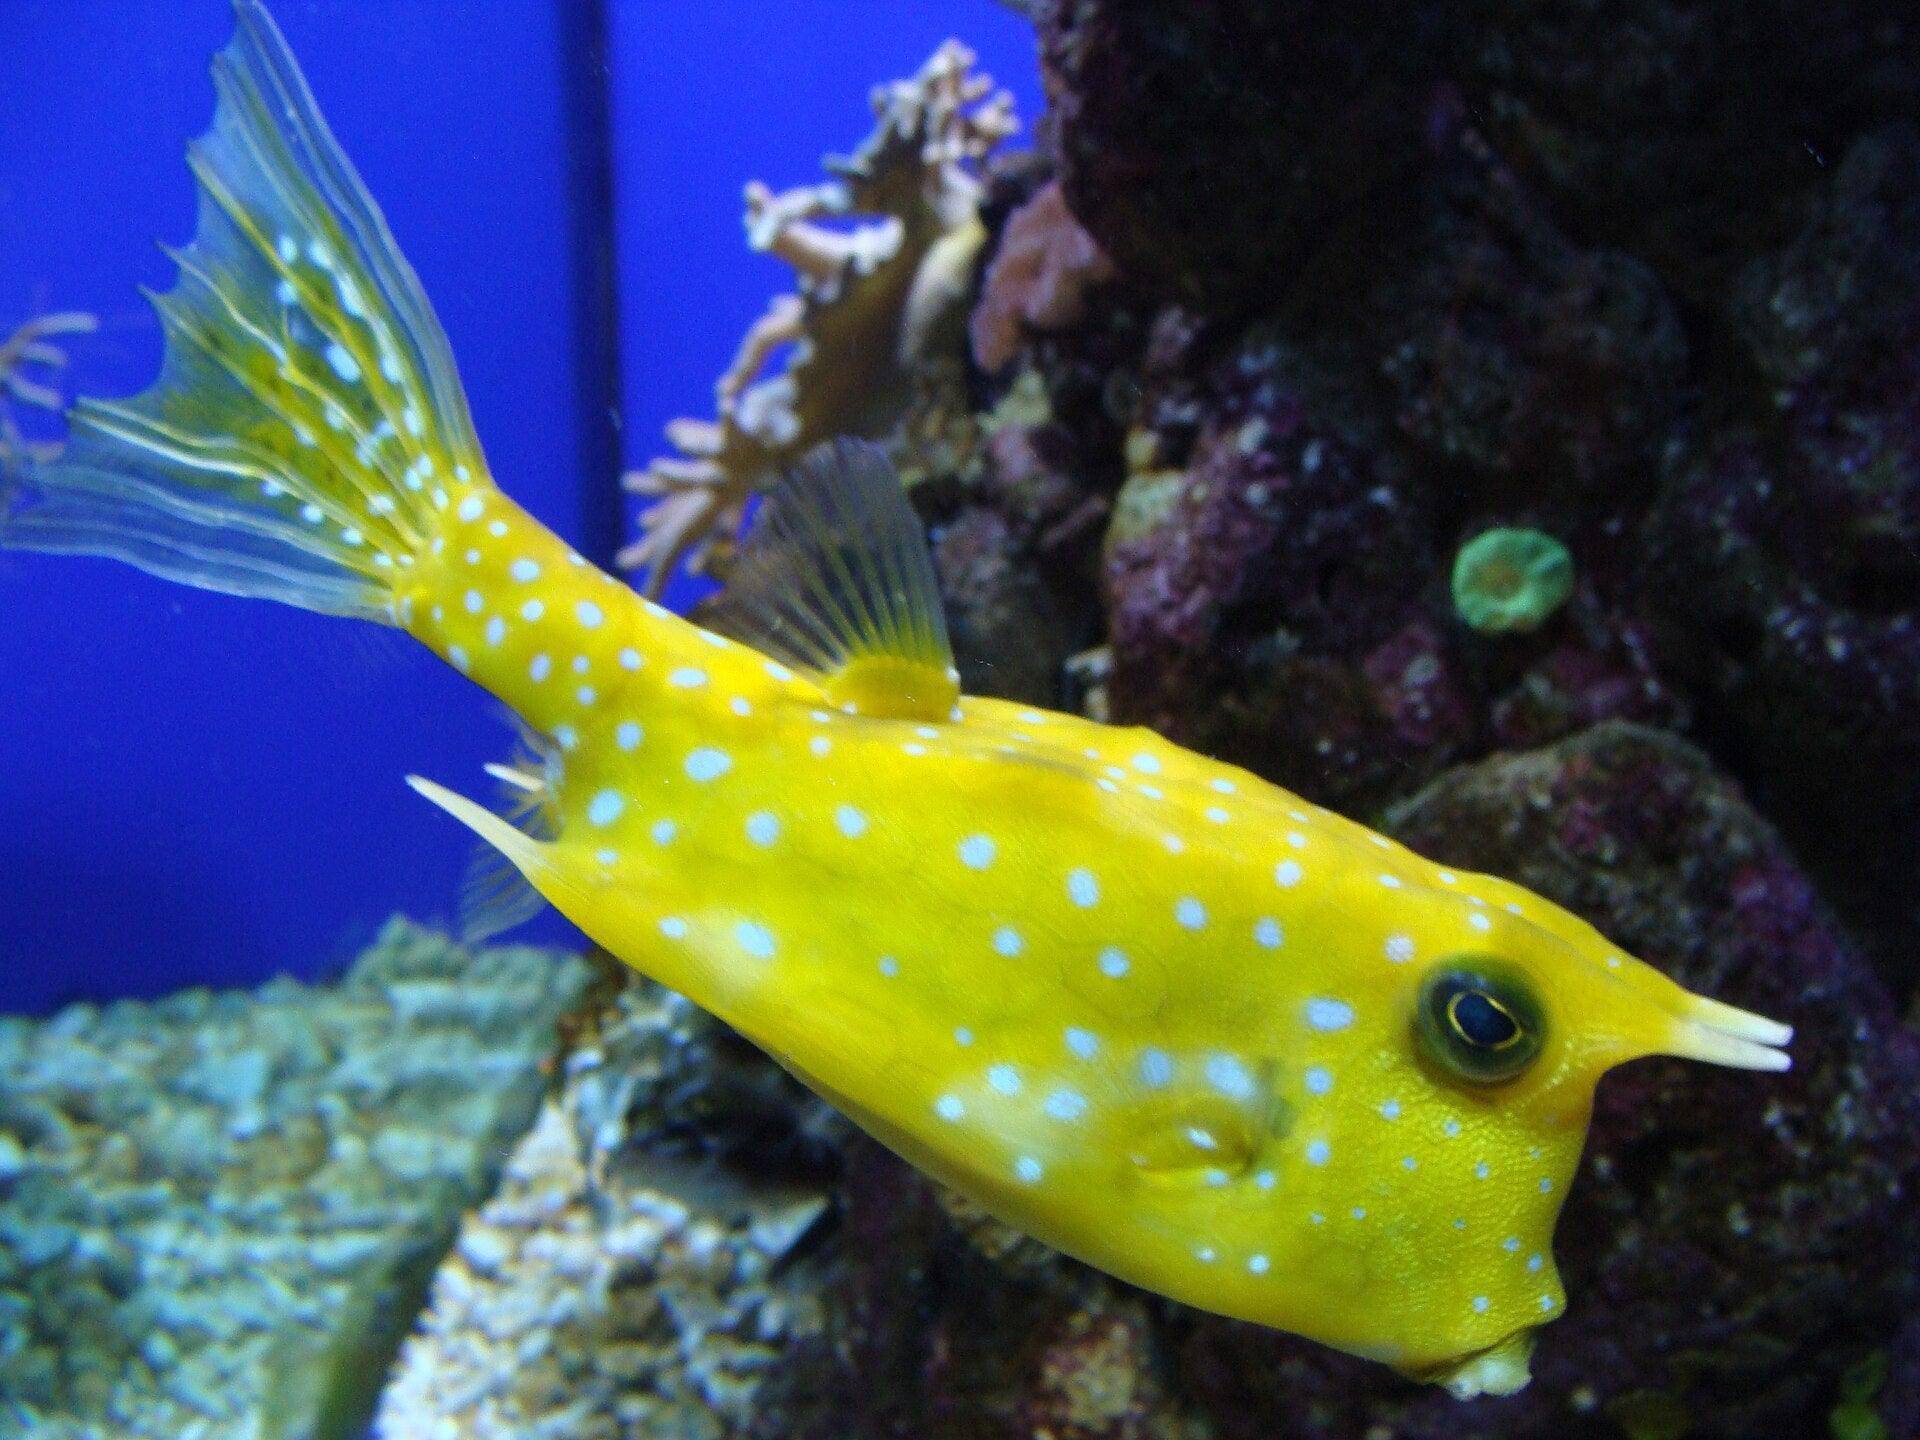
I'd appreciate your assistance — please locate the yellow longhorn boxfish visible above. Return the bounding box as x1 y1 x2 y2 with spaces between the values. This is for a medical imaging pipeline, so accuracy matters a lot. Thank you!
0 0 1794 1400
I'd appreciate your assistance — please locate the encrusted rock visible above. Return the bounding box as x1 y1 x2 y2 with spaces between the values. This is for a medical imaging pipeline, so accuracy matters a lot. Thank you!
375 981 844 1440
0 919 589 1440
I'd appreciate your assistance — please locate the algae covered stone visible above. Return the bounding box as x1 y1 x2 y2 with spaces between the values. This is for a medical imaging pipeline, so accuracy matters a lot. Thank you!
376 979 841 1440
0 918 589 1440
1451 527 1575 634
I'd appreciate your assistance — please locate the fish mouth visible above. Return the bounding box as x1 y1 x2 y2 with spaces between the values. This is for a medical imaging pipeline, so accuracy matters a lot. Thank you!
1662 993 1794 1072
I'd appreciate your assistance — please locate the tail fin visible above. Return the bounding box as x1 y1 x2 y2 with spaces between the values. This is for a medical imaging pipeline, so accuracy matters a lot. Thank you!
0 0 488 620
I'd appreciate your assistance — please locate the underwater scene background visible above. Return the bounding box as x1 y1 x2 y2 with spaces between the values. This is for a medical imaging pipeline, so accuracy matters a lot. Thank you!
1 1 1917 1437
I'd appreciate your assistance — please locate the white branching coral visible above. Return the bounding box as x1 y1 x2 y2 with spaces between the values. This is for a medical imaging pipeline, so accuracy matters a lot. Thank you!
0 311 96 467
619 40 1018 593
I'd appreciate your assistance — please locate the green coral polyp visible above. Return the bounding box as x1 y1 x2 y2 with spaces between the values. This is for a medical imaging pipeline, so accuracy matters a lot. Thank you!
1452 528 1575 634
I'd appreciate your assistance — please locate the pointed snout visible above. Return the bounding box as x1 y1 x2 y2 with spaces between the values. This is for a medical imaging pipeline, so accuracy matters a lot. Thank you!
1659 993 1793 1072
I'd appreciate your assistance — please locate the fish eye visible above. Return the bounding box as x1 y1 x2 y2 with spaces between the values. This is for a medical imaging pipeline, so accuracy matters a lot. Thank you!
1416 964 1546 1085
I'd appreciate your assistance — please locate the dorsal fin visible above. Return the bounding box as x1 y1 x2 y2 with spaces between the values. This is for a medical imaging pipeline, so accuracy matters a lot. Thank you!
710 439 958 721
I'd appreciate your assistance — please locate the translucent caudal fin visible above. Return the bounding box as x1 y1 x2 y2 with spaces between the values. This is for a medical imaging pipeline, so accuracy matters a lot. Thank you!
0 0 491 620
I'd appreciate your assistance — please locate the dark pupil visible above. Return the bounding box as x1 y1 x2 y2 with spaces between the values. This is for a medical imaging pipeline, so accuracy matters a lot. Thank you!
1451 990 1518 1049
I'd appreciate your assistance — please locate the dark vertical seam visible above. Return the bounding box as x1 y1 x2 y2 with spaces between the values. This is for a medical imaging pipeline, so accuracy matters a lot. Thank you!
557 0 625 565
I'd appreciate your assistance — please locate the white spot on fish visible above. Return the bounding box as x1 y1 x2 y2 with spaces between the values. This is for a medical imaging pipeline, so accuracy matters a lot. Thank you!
1131 753 1162 774
1098 947 1130 978
575 599 603 628
993 927 1024 957
659 916 688 939
836 805 869 838
651 819 677 845
935 1095 965 1122
1385 934 1416 963
1306 998 1354 1032
685 748 731 781
1065 1027 1099 1059
587 790 624 826
458 495 484 522
619 648 642 671
1138 1049 1175 1088
530 654 552 682
1469 912 1493 932
616 722 642 751
1067 868 1100 907
1014 1156 1044 1185
959 835 996 870
1255 917 1284 948
1205 1055 1256 1099
988 1065 1022 1095
521 599 545 621
1304 1066 1333 1095
735 921 775 959
1175 897 1208 930
1043 1089 1088 1121
745 812 780 847
1247 1254 1270 1275
510 558 540 582
669 667 708 689
324 344 360 382
1305 1139 1331 1165
1275 859 1304 888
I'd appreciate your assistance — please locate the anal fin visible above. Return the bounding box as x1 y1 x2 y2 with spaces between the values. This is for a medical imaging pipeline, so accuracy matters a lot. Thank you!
708 439 959 721
407 774 561 941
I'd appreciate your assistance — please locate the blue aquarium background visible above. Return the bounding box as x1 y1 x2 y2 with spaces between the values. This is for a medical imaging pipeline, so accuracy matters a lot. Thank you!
0 0 1041 1011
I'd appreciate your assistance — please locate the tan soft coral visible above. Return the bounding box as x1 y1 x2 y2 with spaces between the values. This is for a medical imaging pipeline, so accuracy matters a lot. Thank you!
0 310 96 467
969 179 1117 373
619 42 1018 594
